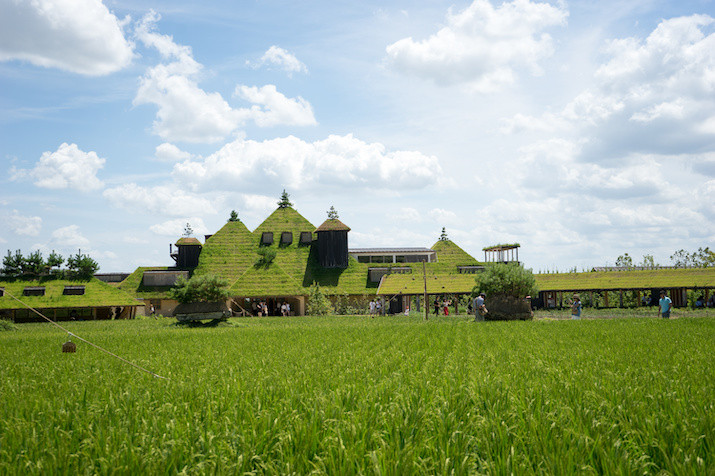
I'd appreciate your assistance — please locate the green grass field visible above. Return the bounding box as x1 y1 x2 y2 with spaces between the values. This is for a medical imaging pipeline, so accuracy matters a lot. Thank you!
1 315 713 474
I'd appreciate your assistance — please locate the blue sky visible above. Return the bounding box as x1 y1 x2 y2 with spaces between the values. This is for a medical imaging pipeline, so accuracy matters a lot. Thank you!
1 0 714 273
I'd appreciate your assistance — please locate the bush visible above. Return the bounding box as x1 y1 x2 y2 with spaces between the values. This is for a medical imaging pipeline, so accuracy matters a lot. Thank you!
169 274 230 304
255 247 276 268
474 263 538 298
306 283 333 316
0 319 17 332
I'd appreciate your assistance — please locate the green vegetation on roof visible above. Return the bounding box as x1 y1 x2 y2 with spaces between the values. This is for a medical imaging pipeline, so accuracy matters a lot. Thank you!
117 266 175 300
534 268 715 291
378 273 478 295
176 237 201 246
483 243 520 251
0 277 141 310
315 219 351 232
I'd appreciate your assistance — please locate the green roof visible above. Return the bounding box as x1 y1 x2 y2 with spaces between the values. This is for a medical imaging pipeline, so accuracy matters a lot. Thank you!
378 273 478 295
0 277 142 310
117 267 175 300
315 218 351 232
534 268 715 291
176 237 202 246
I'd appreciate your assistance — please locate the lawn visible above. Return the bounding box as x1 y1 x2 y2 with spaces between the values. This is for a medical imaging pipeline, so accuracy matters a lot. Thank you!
1 315 713 474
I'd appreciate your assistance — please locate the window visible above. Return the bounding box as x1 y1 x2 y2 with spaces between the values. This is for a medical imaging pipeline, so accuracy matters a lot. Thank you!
63 286 86 295
368 267 412 283
457 266 484 274
299 232 312 245
23 287 45 296
357 256 370 263
280 232 293 245
0 287 4 297
261 232 274 245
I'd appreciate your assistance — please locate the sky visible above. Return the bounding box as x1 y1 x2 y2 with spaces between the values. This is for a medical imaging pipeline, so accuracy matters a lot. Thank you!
1 0 714 274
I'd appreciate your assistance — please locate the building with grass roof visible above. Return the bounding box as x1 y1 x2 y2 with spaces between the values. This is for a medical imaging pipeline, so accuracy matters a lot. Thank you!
118 201 485 316
0 277 144 322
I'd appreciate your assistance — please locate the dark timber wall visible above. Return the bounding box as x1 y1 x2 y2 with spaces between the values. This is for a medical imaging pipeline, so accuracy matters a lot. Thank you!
317 230 348 268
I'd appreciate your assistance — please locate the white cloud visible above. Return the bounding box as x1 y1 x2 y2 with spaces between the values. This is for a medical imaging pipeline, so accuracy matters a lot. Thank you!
103 183 218 217
3 210 42 236
428 208 459 225
133 12 316 143
17 143 105 191
150 217 208 237
0 0 133 75
51 225 90 248
386 0 567 91
172 134 443 193
234 85 316 127
155 142 192 162
250 46 308 75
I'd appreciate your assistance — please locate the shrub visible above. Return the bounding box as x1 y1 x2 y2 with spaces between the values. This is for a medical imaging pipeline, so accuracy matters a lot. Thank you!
306 283 333 316
169 274 230 304
255 247 277 268
474 263 538 298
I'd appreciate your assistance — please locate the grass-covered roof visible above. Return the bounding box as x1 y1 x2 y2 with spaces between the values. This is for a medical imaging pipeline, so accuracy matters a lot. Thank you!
0 277 142 310
534 268 715 291
315 218 351 232
378 273 478 295
117 267 175 300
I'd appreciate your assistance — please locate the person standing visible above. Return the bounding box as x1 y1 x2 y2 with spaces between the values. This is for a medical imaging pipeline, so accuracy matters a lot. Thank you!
571 295 582 320
474 293 486 321
443 298 450 316
658 290 672 318
369 299 376 317
433 299 440 316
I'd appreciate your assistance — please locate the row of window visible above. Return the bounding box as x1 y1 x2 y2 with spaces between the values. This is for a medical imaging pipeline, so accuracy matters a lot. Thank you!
261 231 313 246
0 286 86 297
357 255 432 264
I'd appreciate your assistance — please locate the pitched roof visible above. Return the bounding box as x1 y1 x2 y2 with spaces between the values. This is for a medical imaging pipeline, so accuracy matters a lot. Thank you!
315 218 351 232
176 237 202 246
0 277 142 310
378 273 478 295
117 266 175 299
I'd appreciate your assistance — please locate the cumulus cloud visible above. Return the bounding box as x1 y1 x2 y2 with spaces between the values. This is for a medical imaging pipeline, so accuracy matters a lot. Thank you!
50 225 90 248
0 0 133 75
386 0 567 91
249 46 308 75
133 12 316 143
234 85 316 127
3 210 42 236
171 134 443 193
14 143 106 191
103 183 218 217
150 217 208 237
155 142 192 162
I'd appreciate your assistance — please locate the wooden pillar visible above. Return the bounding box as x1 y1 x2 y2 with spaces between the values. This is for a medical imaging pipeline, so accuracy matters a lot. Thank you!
589 291 594 308
619 290 623 308
416 295 421 312
454 295 459 314
604 291 609 308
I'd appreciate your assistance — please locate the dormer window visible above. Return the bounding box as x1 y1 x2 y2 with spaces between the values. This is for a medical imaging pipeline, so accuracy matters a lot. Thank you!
281 232 293 245
63 286 86 295
23 286 45 296
299 232 312 245
261 232 274 245
0 287 4 297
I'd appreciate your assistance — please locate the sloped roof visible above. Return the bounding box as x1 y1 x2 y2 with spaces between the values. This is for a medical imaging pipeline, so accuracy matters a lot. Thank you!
192 220 256 283
378 273 478 295
535 268 715 291
315 218 351 232
176 237 202 246
117 266 175 300
0 277 142 310
430 240 481 269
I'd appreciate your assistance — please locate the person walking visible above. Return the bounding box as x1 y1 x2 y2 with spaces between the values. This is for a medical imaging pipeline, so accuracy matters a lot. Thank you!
433 298 440 316
571 295 582 320
658 290 672 318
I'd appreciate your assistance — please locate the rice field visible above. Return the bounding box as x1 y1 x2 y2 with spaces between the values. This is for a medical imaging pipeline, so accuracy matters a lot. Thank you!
1 315 713 474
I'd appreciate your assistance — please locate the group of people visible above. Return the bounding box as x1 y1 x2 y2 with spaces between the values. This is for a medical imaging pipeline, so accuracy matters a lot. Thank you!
252 301 291 317
368 299 382 317
570 290 677 319
433 298 453 316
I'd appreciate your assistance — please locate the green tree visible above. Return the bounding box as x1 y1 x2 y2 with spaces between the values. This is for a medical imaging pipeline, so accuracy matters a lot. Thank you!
693 247 714 267
228 210 240 222
21 250 46 277
439 227 449 241
1 250 24 278
473 263 538 298
327 206 339 219
169 274 230 304
183 222 194 237
47 250 64 274
639 254 658 268
66 251 99 279
277 189 293 208
306 282 334 315
615 253 634 268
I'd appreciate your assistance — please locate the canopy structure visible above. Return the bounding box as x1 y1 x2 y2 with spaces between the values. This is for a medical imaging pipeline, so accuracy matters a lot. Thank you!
483 244 520 263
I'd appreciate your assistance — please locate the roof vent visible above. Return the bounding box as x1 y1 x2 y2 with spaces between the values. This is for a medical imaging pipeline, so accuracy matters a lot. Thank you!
63 286 86 295
23 286 45 296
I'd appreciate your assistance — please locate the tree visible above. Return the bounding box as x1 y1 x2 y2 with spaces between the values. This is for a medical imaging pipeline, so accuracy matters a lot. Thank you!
169 274 230 304
1 250 24 278
327 206 339 219
228 210 240 222
439 227 449 241
615 253 634 268
277 189 293 208
66 251 99 279
693 247 714 267
473 263 537 298
183 222 194 237
639 254 658 268
47 250 64 274
306 282 334 315
21 250 46 277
